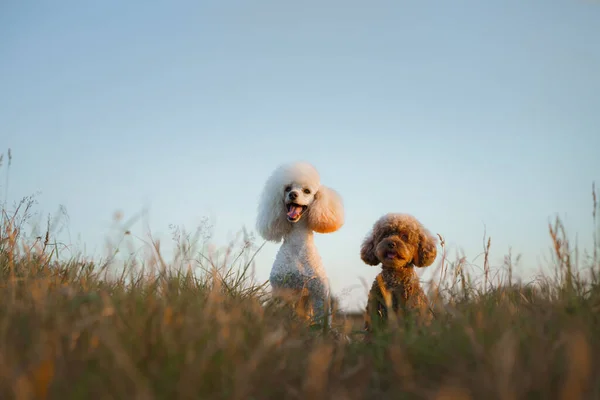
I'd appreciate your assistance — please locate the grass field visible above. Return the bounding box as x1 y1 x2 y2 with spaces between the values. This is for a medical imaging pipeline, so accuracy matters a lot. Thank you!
1 152 599 399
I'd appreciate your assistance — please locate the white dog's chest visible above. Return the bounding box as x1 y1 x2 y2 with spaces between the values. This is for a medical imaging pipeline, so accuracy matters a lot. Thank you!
271 240 326 279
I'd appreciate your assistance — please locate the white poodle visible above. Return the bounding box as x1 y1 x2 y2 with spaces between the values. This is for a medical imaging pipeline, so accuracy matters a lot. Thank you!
256 161 345 326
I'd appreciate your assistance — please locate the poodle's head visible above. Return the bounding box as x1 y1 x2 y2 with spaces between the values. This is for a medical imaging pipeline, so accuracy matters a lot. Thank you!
256 161 345 242
360 213 437 270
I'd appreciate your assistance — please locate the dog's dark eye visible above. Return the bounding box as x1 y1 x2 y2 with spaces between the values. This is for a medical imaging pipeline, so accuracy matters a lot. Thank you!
303 188 311 194
401 234 408 241
285 186 292 192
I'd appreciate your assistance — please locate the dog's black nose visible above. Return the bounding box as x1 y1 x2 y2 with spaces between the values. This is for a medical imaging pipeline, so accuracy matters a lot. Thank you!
388 242 396 249
289 191 298 200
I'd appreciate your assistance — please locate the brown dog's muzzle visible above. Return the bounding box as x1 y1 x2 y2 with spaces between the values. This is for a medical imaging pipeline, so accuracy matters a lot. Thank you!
377 237 413 266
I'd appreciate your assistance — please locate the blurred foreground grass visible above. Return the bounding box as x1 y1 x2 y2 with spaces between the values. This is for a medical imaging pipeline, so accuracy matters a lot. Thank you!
1 152 599 399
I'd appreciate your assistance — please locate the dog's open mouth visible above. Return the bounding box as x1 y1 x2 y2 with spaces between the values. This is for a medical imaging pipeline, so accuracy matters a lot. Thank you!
286 203 307 222
385 252 401 260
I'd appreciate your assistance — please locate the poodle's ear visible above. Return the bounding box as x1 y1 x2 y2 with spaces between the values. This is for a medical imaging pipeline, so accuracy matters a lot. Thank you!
360 232 380 266
256 182 291 243
413 229 438 267
306 185 345 234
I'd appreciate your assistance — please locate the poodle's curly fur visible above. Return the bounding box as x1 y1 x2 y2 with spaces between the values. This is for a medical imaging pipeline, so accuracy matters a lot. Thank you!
256 161 344 325
360 213 438 331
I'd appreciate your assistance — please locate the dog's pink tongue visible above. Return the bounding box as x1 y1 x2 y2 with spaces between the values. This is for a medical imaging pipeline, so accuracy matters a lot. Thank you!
287 206 302 219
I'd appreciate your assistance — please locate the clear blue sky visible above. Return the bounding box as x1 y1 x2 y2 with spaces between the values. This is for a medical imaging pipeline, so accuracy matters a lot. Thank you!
2 0 599 310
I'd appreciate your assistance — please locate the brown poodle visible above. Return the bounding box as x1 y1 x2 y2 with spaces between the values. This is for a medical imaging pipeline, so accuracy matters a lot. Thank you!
360 213 438 332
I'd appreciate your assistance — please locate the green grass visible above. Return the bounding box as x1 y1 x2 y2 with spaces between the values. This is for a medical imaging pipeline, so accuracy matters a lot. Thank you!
1 151 599 399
